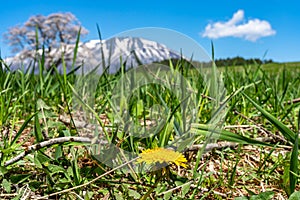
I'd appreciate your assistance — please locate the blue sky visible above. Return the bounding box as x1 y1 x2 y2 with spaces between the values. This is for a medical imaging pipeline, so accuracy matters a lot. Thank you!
1 0 299 62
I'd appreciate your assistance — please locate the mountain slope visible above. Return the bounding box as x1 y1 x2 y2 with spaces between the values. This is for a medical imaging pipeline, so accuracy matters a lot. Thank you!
4 37 182 74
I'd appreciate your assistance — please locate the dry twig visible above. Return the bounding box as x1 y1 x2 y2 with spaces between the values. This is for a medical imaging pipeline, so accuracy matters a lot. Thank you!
4 136 107 167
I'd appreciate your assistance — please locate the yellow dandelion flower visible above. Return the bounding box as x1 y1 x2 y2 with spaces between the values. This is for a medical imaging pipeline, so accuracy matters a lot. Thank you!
137 147 187 168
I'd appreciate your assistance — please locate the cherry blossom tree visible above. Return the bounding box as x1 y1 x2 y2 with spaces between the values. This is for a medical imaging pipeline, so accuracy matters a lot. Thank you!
4 12 88 54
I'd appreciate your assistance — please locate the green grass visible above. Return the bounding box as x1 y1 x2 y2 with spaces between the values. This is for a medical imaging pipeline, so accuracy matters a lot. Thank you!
0 50 299 199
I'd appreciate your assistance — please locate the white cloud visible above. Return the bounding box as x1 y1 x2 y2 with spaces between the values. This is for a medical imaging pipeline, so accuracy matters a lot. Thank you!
202 10 276 41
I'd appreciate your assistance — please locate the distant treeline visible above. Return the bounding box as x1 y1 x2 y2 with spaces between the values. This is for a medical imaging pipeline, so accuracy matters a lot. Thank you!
214 56 274 66
156 57 275 69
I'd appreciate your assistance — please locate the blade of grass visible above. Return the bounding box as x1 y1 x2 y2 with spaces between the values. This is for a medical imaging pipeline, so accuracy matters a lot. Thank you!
71 27 81 70
242 92 296 143
289 110 300 195
191 123 273 147
11 112 37 146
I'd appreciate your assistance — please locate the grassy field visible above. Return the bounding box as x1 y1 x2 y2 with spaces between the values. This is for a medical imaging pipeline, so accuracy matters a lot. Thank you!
0 55 299 199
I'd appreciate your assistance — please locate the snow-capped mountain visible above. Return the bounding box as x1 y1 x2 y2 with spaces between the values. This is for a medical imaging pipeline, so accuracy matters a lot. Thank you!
4 37 182 74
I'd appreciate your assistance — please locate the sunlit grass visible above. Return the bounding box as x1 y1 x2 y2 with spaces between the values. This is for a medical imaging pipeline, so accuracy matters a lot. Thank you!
0 49 299 199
